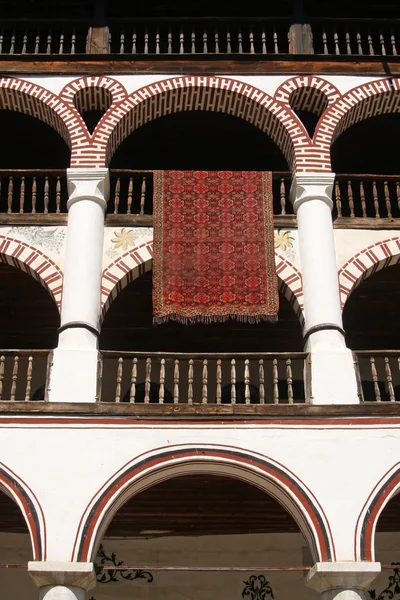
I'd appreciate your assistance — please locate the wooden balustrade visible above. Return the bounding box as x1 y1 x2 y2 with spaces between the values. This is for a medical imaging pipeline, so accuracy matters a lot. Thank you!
0 170 68 215
0 20 89 55
310 18 399 56
0 350 52 401
334 175 400 221
98 351 310 406
107 18 290 55
355 351 400 402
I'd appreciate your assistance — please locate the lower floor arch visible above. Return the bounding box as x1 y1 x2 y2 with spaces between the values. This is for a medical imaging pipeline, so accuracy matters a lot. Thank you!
73 445 334 565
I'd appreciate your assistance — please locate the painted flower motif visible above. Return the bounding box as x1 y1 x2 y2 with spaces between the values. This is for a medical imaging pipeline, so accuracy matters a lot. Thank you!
274 230 294 252
111 228 137 251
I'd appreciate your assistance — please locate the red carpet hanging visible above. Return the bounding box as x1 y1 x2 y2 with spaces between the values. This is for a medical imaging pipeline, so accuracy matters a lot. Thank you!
153 170 279 324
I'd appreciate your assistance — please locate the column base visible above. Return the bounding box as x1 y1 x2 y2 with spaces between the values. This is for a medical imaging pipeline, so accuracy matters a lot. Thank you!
48 347 100 403
306 562 381 600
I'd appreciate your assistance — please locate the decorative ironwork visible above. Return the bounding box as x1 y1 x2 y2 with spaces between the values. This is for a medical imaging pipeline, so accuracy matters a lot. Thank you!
242 575 275 600
94 543 154 585
369 564 400 600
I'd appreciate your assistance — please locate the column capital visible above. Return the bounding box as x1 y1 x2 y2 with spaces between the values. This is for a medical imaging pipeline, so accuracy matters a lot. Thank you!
66 167 109 210
28 561 96 591
290 172 336 213
306 562 381 593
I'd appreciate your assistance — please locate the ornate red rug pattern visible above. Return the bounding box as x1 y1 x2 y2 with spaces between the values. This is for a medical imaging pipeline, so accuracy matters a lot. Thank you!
153 170 279 324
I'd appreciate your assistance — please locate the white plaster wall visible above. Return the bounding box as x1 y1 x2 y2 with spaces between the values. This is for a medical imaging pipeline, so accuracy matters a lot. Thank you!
335 229 400 271
0 422 398 562
0 225 67 268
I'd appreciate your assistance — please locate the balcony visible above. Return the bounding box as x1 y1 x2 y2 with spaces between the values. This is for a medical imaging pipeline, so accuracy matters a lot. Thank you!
2 170 400 229
0 350 52 401
355 351 400 403
0 17 397 58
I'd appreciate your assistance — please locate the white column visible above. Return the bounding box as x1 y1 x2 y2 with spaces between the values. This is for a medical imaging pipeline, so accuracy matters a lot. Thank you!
291 173 359 404
48 168 109 403
306 562 381 600
29 562 96 600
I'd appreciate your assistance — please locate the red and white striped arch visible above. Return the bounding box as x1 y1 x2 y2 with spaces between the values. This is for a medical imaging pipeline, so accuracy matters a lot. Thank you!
101 242 304 325
338 237 400 309
0 235 63 310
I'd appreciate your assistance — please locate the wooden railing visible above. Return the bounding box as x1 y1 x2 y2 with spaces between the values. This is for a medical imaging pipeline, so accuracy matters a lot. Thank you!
107 17 291 55
0 19 89 55
334 175 400 221
98 352 310 405
355 351 400 402
310 18 399 56
0 350 52 401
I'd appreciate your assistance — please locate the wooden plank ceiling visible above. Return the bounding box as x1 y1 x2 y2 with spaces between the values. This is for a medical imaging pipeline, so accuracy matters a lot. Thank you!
0 474 399 539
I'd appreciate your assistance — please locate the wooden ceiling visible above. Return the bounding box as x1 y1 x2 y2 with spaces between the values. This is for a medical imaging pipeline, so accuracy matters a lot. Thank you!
1 474 399 541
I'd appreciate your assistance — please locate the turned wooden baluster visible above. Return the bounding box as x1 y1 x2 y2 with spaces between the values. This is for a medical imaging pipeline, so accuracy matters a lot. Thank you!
156 29 160 54
114 177 120 214
214 30 219 53
384 181 392 218
44 177 49 214
71 30 76 54
173 359 179 404
179 29 184 54
0 31 3 54
190 29 196 53
216 359 222 404
10 31 15 54
259 360 265 404
391 31 397 56
238 31 243 53
0 355 4 401
59 31 64 54
249 29 255 54
272 358 279 404
22 32 28 54
19 176 25 214
244 359 251 404
373 181 380 218
120 29 125 53
129 357 137 402
25 356 33 401
230 359 236 404
280 178 286 215
32 177 37 214
286 359 294 404
226 29 232 54
34 31 40 54
115 357 123 402
202 359 208 404
188 359 194 404
385 357 395 402
334 31 340 55
261 29 267 54
357 31 363 55
56 177 61 213
368 32 374 55
46 31 52 54
7 176 13 213
346 31 352 54
203 30 208 54
168 29 172 53
322 31 328 54
159 358 165 403
140 176 146 215
335 181 342 217
347 180 355 217
10 355 19 402
127 177 133 214
144 358 151 403
144 29 149 54
380 31 386 56
273 27 278 53
132 31 137 54
360 181 367 218
397 181 400 212
370 357 381 402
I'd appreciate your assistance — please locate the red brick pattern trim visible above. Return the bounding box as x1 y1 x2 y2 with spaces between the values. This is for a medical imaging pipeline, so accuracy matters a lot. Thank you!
101 241 304 325
275 76 341 112
314 77 400 173
338 237 400 308
0 235 63 309
89 76 310 170
60 76 128 107
0 76 86 149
